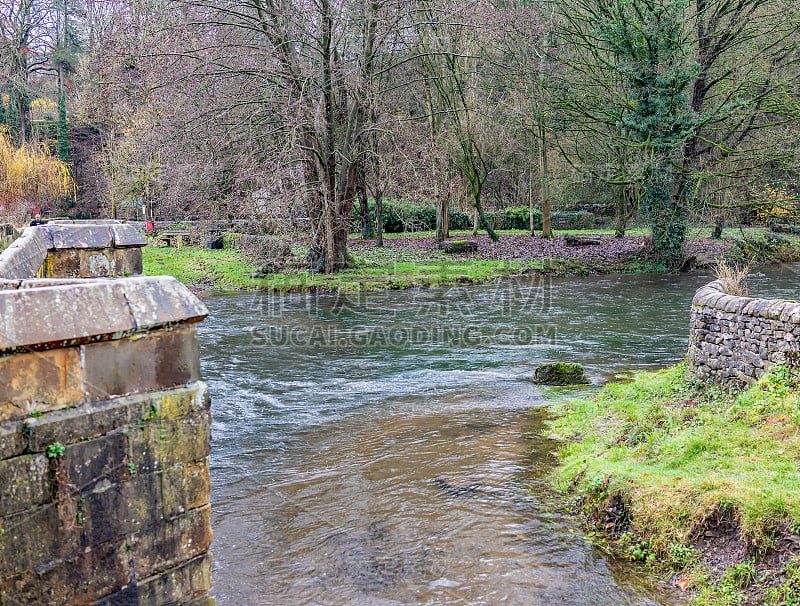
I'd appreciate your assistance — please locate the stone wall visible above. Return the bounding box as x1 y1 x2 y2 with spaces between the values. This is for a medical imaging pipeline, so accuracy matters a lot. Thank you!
688 279 800 386
0 225 213 605
0 222 145 280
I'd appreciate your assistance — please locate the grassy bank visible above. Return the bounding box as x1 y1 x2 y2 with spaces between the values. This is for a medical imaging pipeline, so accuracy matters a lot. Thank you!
549 362 800 604
142 244 578 292
141 226 800 293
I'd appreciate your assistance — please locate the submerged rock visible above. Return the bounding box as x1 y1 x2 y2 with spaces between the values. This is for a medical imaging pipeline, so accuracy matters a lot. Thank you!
534 362 589 385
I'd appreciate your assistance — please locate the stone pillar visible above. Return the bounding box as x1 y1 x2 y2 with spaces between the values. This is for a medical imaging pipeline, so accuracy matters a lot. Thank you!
0 276 214 605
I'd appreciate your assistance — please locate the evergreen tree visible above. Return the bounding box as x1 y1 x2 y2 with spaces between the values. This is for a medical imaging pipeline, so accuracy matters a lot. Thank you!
6 93 20 143
597 0 698 267
57 89 71 163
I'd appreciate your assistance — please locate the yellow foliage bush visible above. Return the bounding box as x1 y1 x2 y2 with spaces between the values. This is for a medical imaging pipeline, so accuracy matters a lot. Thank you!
0 127 74 224
752 184 798 222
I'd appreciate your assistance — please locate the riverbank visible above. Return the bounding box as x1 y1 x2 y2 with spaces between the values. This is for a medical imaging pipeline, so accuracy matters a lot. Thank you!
548 362 800 605
141 228 758 293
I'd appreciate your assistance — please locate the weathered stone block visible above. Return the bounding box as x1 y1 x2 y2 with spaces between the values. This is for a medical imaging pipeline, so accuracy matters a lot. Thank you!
96 554 213 606
122 277 209 328
133 554 213 606
47 224 113 250
43 249 82 278
80 249 112 277
63 432 129 491
0 347 84 422
24 385 206 452
0 454 50 517
124 247 143 276
0 502 82 578
0 234 48 280
83 327 200 401
128 411 210 474
34 540 129 605
110 224 147 248
82 472 164 546
0 283 134 355
161 460 210 518
130 507 212 578
0 420 26 460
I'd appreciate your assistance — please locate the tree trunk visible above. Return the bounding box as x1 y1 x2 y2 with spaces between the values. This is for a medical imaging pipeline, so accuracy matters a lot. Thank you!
376 195 384 247
436 198 449 241
529 162 537 236
645 160 686 269
472 206 479 235
358 183 373 239
614 186 627 238
539 120 552 238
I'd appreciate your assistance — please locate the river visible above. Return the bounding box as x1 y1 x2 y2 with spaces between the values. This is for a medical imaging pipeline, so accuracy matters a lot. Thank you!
199 265 800 605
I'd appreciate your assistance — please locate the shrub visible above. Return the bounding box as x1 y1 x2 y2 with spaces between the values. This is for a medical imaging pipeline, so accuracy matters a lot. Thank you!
224 233 292 265
353 200 542 233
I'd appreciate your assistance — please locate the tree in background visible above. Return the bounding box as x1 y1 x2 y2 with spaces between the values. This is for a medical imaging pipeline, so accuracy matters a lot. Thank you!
555 0 800 267
417 0 502 242
556 0 698 267
0 127 74 222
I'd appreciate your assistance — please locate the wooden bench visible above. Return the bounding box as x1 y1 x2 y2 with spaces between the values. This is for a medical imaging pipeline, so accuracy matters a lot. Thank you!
157 230 191 247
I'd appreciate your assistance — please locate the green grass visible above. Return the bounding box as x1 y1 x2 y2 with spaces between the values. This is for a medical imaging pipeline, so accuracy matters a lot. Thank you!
142 243 587 292
549 362 800 603
142 237 602 293
142 226 796 293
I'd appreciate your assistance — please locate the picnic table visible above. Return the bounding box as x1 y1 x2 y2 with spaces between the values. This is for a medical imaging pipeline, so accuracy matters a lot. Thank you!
157 230 191 247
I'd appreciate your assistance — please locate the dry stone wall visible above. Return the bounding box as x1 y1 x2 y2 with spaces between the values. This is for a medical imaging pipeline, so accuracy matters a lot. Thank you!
0 224 213 605
688 279 800 386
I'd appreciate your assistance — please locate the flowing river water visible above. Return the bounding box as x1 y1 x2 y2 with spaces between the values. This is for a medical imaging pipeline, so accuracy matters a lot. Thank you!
200 265 800 605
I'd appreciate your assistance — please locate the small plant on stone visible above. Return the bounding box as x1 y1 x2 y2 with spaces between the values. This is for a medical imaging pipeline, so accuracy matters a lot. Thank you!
46 442 65 459
46 442 80 529
713 259 750 296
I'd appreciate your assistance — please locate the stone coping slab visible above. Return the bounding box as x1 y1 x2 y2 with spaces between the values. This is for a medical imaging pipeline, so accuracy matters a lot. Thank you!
0 276 208 355
44 223 146 249
0 223 147 281
692 279 800 321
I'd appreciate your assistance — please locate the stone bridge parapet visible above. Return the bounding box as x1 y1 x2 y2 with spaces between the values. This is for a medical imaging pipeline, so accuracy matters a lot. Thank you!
0 223 213 605
0 220 146 280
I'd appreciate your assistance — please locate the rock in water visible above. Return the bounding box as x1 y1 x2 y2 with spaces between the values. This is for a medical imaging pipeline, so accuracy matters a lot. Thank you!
534 362 589 385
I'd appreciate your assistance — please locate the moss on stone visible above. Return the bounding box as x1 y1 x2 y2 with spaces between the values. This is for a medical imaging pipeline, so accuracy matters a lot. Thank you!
534 362 589 385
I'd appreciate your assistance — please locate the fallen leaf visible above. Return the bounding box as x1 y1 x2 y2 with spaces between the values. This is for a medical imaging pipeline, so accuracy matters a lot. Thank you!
675 580 688 591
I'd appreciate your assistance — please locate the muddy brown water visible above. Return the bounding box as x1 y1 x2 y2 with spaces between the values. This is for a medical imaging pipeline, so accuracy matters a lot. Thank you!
200 266 800 605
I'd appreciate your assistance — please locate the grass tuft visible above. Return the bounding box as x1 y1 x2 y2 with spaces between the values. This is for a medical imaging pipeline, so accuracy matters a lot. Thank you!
713 259 750 296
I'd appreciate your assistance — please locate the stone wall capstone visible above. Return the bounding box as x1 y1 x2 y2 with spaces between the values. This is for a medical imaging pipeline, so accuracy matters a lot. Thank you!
688 279 800 387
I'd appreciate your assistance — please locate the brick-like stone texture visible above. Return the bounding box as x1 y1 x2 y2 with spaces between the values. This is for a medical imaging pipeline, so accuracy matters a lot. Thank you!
83 326 201 402
0 347 84 420
0 382 213 606
688 279 800 387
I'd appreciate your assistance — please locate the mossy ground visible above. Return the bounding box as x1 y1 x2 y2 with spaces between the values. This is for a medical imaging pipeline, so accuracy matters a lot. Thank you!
549 362 800 604
143 238 600 293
